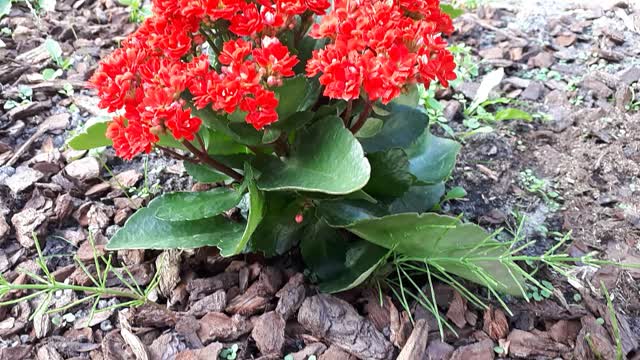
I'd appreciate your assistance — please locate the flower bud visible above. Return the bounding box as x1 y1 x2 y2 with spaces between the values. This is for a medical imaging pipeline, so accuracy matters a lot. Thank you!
295 213 303 224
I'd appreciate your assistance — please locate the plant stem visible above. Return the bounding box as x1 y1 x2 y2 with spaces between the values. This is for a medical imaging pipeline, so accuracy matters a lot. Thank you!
343 100 353 127
199 28 221 55
350 101 373 134
0 283 142 301
156 145 194 162
182 140 244 181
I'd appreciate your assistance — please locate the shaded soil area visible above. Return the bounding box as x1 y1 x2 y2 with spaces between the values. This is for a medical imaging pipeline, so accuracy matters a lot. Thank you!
1 0 639 359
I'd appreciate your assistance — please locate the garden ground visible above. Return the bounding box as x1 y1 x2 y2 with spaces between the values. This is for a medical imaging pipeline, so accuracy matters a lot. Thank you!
0 0 639 359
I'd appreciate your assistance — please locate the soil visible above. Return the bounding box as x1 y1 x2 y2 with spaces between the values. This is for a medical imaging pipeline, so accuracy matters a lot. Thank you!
1 0 639 359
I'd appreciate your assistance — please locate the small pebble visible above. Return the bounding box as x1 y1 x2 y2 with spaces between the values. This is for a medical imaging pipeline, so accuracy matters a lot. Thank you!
100 320 113 331
62 313 76 323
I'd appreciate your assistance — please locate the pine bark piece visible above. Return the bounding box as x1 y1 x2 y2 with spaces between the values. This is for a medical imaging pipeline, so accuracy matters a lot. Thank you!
483 307 509 341
189 290 227 317
275 273 306 320
288 342 327 360
175 342 224 360
251 311 286 357
298 294 394 360
226 266 283 316
507 329 570 358
397 319 429 360
196 312 252 343
187 272 238 300
449 339 494 360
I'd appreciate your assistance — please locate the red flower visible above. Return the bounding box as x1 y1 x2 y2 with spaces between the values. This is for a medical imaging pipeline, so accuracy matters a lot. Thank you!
305 0 330 15
219 39 253 66
253 37 299 78
240 88 279 129
164 105 202 141
229 3 263 36
106 116 158 160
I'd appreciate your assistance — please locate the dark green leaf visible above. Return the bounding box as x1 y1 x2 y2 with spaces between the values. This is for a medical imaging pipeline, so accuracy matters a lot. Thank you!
106 198 244 250
388 183 445 213
364 149 414 198
68 120 112 150
405 131 461 185
184 162 231 183
219 166 265 256
359 104 428 153
204 130 248 155
393 84 421 108
249 193 306 256
317 199 388 227
271 111 314 133
262 128 281 144
274 75 316 121
301 220 387 293
154 188 243 222
193 106 262 146
345 213 523 295
355 118 384 138
257 116 370 195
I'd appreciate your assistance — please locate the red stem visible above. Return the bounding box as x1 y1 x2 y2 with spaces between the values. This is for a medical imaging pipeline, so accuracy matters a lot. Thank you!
182 141 243 182
350 102 373 134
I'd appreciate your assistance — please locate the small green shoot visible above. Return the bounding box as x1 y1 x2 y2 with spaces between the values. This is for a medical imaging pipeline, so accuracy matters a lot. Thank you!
44 38 73 70
219 344 239 360
519 169 562 211
117 0 151 23
601 282 623 360
0 233 160 321
3 85 33 110
59 83 74 97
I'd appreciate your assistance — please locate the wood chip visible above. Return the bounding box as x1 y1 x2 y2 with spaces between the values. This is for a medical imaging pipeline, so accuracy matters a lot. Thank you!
483 307 509 341
197 312 252 343
175 342 224 360
251 311 286 357
275 273 306 320
397 319 429 360
187 272 238 301
189 290 227 317
449 339 494 360
446 290 468 329
507 329 570 358
298 294 394 360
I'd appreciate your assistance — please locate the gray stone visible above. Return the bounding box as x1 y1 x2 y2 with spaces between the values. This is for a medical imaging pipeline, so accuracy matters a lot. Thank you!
4 165 43 194
520 81 545 100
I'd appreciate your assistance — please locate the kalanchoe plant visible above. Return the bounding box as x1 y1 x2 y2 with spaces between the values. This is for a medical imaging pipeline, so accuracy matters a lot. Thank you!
70 0 525 294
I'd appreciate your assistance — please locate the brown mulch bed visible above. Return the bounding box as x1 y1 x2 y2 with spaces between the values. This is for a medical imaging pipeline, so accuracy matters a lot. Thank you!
1 0 639 359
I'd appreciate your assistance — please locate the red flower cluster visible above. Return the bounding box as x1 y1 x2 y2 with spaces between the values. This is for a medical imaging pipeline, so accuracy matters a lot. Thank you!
90 0 456 160
90 0 322 159
306 0 457 104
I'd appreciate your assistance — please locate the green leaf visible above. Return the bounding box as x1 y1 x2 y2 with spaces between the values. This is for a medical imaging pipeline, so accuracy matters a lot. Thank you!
443 186 467 202
67 119 112 150
44 38 63 62
194 107 262 146
249 193 305 256
204 130 248 155
0 0 11 18
345 213 524 295
317 199 388 227
261 128 281 144
301 220 388 293
358 104 428 153
42 68 62 80
440 4 464 18
154 188 243 222
355 118 384 138
405 131 461 185
494 108 533 121
388 183 445 214
257 116 370 195
274 75 317 121
106 198 244 250
219 166 265 256
364 149 414 198
271 111 314 133
184 161 231 183
393 84 421 108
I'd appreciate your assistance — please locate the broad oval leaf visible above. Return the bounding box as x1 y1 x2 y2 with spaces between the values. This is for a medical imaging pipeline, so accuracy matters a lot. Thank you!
257 116 371 195
106 198 244 250
219 167 265 256
317 199 388 227
358 104 428 153
364 149 414 198
301 220 388 293
388 183 445 214
184 162 231 183
68 120 111 150
154 188 243 222
274 75 318 120
345 213 523 296
248 193 306 256
405 131 461 185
